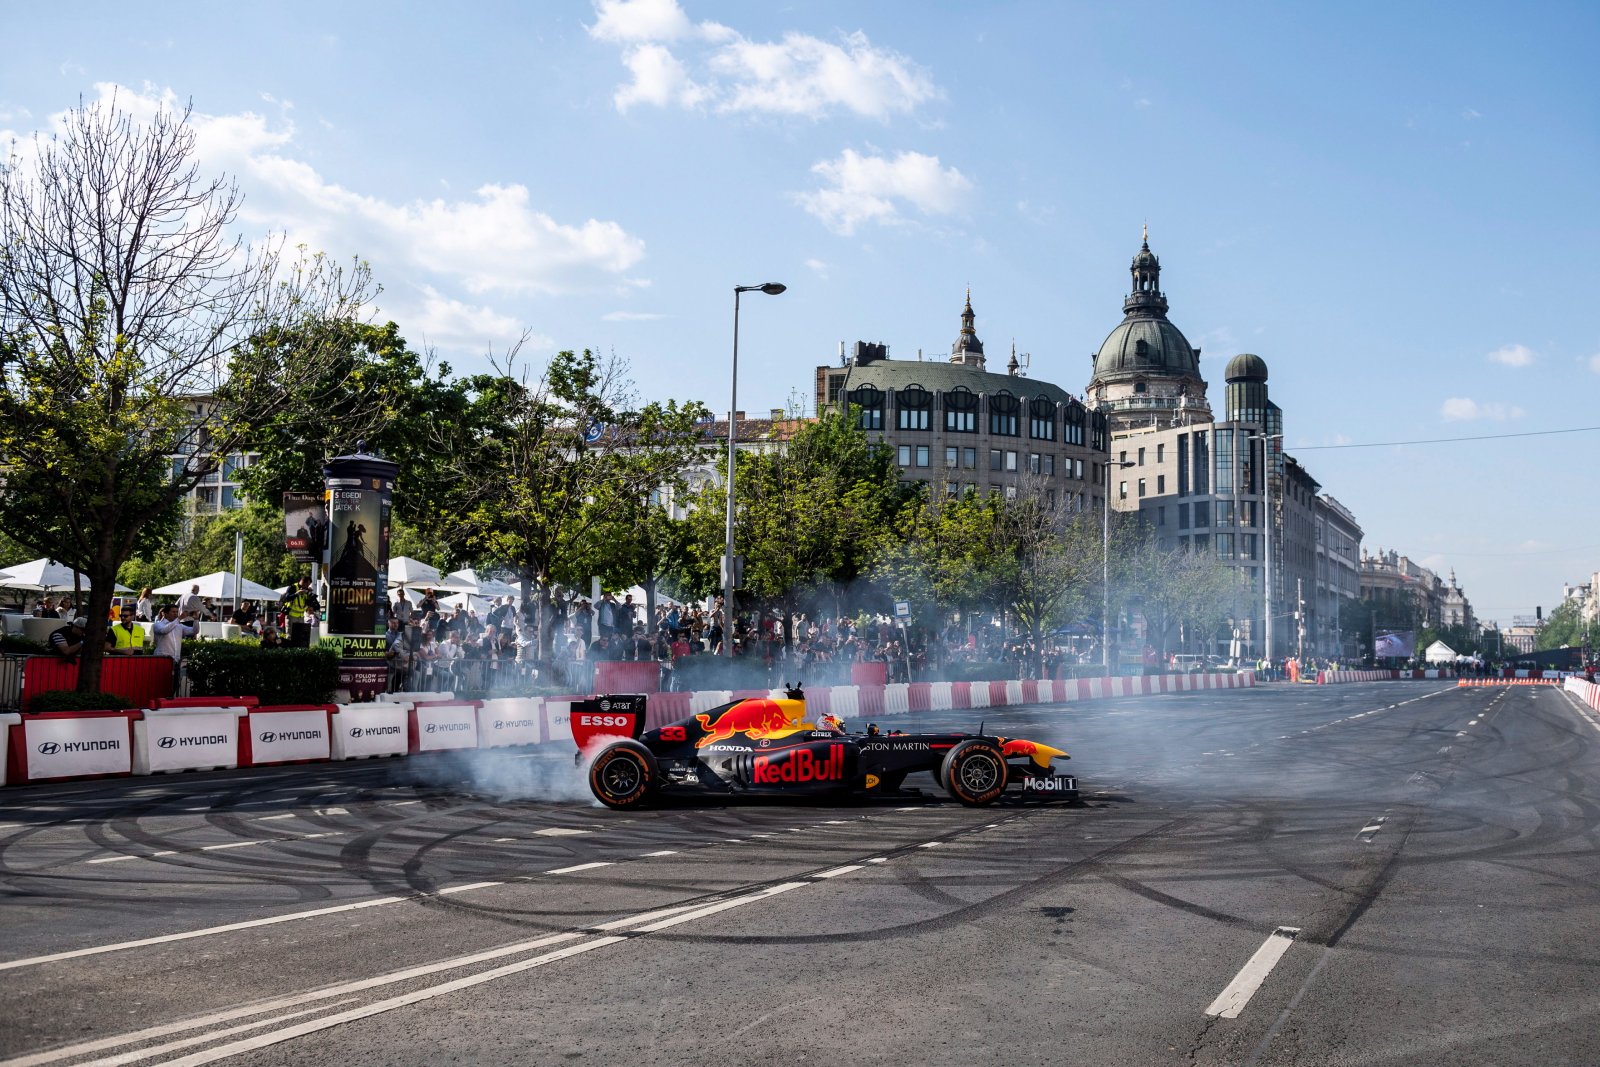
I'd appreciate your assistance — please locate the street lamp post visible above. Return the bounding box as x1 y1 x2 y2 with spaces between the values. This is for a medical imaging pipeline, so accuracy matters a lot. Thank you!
1102 459 1136 673
722 282 786 659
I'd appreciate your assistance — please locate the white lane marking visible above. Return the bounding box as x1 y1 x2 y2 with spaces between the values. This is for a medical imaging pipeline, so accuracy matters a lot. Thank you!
1206 927 1301 1018
86 855 139 865
1357 816 1387 840
43 1000 359 1067
491 838 516 843
866 857 888 864
0 879 501 974
917 842 942 849
642 850 678 857
254 814 297 822
313 807 348 816
148 885 811 1067
531 827 590 837
84 832 341 866
546 862 611 875
823 820 847 825
392 800 420 806
815 865 863 879
1456 731 1469 737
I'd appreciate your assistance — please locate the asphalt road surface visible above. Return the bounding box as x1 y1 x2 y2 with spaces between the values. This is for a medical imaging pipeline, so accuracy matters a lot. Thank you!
4 680 1600 1066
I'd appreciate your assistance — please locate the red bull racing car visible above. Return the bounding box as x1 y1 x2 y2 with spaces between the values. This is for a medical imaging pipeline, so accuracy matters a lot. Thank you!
571 689 1077 810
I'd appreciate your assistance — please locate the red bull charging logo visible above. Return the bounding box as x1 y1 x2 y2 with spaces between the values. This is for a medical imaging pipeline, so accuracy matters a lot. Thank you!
752 744 846 784
694 700 802 748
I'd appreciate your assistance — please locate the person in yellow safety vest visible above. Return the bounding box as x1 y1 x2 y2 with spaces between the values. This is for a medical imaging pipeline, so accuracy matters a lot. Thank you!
106 605 146 654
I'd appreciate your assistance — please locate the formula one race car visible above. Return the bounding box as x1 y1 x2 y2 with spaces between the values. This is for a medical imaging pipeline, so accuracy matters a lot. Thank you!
572 689 1077 810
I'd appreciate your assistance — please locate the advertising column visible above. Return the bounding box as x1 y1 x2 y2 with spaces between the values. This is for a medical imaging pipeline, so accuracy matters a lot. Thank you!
323 449 398 698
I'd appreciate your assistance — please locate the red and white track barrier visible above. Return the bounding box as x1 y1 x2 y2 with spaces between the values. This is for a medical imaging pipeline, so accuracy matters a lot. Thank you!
1565 677 1600 711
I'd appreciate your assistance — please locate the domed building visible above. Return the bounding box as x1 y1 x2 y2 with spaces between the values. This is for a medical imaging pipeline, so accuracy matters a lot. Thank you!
1086 233 1366 665
1087 229 1210 431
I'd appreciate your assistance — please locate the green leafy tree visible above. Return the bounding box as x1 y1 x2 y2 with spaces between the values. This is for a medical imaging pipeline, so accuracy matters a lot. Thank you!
435 348 708 655
0 96 372 690
680 407 909 641
117 502 301 596
235 320 472 531
1536 599 1587 652
1118 529 1238 659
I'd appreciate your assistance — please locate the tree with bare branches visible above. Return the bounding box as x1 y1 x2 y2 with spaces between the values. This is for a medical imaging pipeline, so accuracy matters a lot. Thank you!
0 96 373 691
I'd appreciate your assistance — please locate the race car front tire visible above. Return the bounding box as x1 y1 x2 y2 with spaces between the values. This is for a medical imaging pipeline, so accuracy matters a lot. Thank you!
940 739 1008 806
588 740 657 809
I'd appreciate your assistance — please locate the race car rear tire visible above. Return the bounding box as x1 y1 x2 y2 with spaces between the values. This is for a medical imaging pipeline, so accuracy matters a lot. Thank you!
588 740 657 809
940 739 1008 806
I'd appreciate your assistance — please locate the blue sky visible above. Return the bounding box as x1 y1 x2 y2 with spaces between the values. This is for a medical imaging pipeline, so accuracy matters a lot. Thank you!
4 0 1597 627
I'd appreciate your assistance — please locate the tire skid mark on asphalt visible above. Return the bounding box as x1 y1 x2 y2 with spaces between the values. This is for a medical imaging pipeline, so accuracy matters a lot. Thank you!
0 813 1055 1067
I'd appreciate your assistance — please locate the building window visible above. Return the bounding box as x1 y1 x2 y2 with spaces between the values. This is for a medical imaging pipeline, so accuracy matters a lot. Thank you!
895 385 933 430
963 447 977 469
1064 401 1086 446
1138 478 1146 498
1157 443 1165 464
1119 450 1128 465
1138 447 1146 466
1004 485 1017 499
1028 453 1041 475
989 450 1002 471
897 445 911 466
1216 501 1234 527
1158 506 1166 526
1005 451 1017 472
1193 500 1211 527
1216 532 1234 559
943 387 979 432
1242 534 1257 560
1193 431 1210 494
1177 433 1189 496
1179 503 1190 529
1029 396 1057 440
1119 481 1128 500
916 445 930 467
946 482 959 497
945 447 958 468
1075 459 1084 479
1134 380 1147 393
1044 455 1055 476
1193 533 1210 555
989 391 1020 436
1157 474 1165 494
847 386 885 431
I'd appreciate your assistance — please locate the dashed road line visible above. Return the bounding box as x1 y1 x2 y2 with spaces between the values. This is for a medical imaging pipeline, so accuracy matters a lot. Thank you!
1205 927 1301 1018
545 861 612 875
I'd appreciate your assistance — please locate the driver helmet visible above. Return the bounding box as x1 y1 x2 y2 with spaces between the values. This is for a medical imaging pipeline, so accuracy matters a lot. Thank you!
817 713 846 734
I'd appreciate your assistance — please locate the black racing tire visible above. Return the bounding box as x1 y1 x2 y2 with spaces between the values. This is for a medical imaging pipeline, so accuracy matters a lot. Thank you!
939 739 1008 806
588 740 657 809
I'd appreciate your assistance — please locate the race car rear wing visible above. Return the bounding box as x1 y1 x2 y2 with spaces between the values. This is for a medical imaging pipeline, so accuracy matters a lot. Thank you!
570 694 648 751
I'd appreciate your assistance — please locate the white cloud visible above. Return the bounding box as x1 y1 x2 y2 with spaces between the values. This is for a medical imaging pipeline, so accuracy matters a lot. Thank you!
589 0 694 43
1440 397 1524 421
592 4 939 121
1462 107 1482 119
1588 353 1600 374
397 287 531 353
614 44 711 111
67 83 645 300
1487 343 1534 367
804 257 829 279
601 310 666 321
796 148 971 235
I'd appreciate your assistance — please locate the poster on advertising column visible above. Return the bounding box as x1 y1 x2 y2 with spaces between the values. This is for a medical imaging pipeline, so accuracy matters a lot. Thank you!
323 449 398 697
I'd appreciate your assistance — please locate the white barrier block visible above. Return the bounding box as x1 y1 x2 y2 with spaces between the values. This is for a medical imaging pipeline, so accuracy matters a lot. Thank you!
968 683 991 709
135 710 239 774
929 682 954 711
23 716 132 780
689 690 733 715
0 712 18 786
883 683 910 716
331 704 408 759
478 698 542 748
246 710 331 764
543 701 573 744
1005 680 1024 705
828 686 861 717
415 703 478 752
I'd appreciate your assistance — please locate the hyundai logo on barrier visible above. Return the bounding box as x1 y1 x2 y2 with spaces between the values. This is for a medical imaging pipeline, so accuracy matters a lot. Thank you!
37 741 59 755
350 727 362 738
158 736 177 749
493 719 533 731
259 732 277 744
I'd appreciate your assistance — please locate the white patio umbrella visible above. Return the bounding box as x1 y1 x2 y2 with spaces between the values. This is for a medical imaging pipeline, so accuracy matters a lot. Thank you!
153 572 283 602
445 569 519 599
0 558 131 592
439 591 495 615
